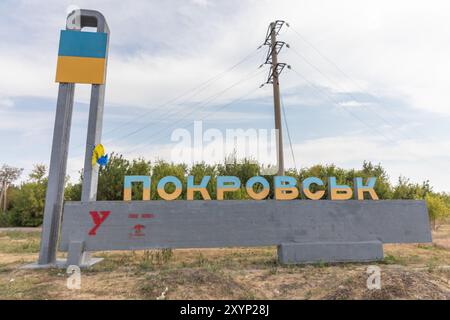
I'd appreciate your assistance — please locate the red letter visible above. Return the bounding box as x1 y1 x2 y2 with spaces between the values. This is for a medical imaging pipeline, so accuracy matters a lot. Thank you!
88 211 110 236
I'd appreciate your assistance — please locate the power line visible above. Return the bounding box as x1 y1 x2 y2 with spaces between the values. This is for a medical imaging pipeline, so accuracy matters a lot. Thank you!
70 47 265 159
288 67 447 171
286 23 450 173
115 67 264 147
289 67 403 145
102 53 265 145
70 46 263 155
119 69 266 155
121 79 263 156
286 23 434 142
280 93 298 172
103 47 262 139
288 46 422 141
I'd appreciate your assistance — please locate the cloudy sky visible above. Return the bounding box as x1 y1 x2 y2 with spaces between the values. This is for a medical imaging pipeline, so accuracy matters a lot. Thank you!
1 0 449 191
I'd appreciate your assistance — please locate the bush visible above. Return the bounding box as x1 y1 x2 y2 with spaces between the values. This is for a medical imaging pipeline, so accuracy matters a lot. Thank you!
1 157 446 227
426 194 450 230
2 165 47 227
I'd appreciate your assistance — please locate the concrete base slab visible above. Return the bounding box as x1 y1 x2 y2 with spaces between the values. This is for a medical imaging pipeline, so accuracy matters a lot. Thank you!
21 258 103 270
277 241 384 264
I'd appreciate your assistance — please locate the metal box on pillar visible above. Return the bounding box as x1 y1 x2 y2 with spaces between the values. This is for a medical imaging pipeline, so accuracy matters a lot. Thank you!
56 30 108 85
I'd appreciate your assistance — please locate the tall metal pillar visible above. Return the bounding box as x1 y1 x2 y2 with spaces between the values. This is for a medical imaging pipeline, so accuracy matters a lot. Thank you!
81 12 110 202
38 83 75 265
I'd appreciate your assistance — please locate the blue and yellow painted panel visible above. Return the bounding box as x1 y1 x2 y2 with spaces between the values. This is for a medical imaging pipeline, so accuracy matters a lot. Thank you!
246 176 270 200
354 177 379 200
124 176 151 201
157 176 183 201
302 177 325 200
274 176 299 200
187 176 211 200
122 175 379 201
328 177 353 200
56 30 108 84
217 176 241 200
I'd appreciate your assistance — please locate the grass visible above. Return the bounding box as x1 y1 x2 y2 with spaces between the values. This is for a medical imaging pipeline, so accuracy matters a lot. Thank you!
3 231 41 240
0 231 41 254
0 240 40 254
1 241 40 254
382 254 402 265
1 228 450 299
0 275 55 300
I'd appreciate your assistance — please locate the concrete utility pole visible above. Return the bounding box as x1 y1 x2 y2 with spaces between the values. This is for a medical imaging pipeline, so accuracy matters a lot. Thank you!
262 21 288 176
269 22 285 176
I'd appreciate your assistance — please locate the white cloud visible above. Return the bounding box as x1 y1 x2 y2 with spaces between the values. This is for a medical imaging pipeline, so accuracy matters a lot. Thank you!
191 0 211 7
339 101 375 108
0 98 14 108
1 0 450 191
2 0 450 115
0 109 53 134
286 135 450 191
97 131 450 191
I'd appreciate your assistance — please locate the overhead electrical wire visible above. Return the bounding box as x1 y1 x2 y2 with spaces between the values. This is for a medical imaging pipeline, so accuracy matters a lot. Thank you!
70 46 265 158
285 23 447 171
119 68 266 155
288 47 397 127
286 23 434 142
288 66 407 145
288 66 443 168
280 93 298 173
69 22 441 174
121 76 263 156
103 46 263 139
116 67 265 147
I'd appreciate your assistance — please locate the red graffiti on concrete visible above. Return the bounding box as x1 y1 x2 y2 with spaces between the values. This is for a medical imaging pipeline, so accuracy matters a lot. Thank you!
132 224 146 236
88 211 110 236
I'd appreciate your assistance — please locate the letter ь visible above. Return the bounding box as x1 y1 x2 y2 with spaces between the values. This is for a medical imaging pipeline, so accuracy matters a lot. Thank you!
89 211 110 236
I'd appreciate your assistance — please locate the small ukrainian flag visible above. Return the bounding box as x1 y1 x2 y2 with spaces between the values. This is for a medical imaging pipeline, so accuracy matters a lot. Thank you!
56 30 108 85
92 144 108 167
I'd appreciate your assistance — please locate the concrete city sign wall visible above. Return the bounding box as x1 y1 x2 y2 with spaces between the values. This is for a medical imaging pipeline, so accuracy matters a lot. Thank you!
59 200 430 265
26 10 432 269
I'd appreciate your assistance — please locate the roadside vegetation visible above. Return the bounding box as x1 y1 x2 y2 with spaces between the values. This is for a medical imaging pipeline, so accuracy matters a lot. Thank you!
1 154 449 228
1 157 450 299
1 228 450 299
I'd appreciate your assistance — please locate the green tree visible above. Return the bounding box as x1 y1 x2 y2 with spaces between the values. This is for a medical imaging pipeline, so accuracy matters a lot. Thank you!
188 163 217 199
393 176 432 200
7 165 47 226
297 164 348 199
0 164 23 213
151 160 187 200
99 154 152 201
217 157 260 200
65 153 153 201
358 161 392 199
426 194 450 230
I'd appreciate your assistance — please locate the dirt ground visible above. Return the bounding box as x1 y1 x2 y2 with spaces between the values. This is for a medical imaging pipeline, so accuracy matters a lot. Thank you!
1 225 450 300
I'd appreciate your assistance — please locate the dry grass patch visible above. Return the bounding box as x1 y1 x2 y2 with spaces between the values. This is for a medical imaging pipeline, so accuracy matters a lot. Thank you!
0 227 450 300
